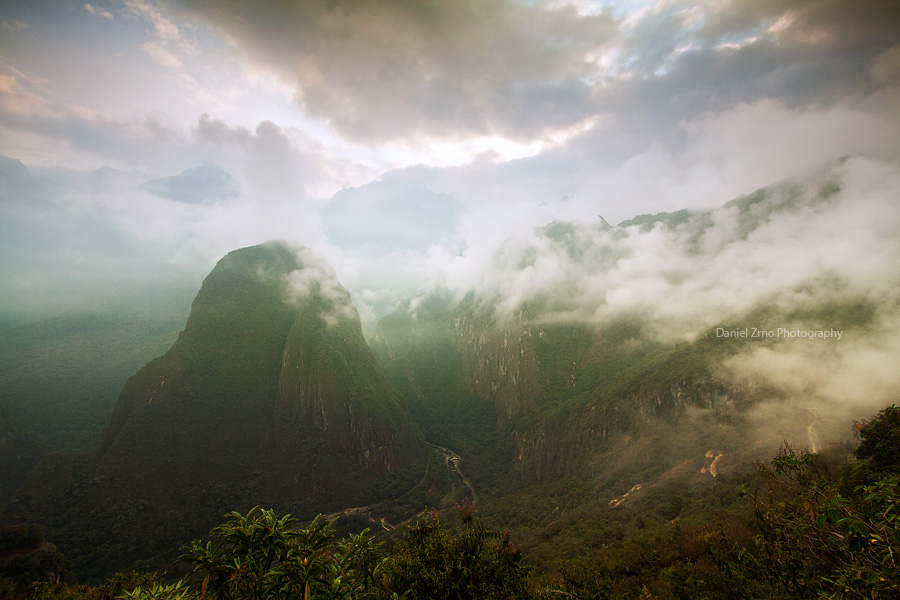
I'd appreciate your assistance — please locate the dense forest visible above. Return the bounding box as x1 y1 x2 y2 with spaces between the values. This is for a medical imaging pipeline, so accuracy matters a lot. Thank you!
2 404 897 599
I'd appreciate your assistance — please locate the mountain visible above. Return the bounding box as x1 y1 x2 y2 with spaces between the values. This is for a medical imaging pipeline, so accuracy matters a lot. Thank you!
0 154 55 207
370 160 895 570
372 289 750 488
140 162 239 204
0 155 35 196
4 158 895 581
3 241 425 577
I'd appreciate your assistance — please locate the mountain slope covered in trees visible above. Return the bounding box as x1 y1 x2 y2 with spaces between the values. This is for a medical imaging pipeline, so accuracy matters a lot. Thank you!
2 242 426 577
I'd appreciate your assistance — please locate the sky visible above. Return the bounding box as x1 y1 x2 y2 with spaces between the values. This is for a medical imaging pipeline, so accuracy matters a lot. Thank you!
2 0 900 327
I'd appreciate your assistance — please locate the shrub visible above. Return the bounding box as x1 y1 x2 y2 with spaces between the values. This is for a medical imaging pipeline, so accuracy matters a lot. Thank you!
377 499 532 600
177 506 382 600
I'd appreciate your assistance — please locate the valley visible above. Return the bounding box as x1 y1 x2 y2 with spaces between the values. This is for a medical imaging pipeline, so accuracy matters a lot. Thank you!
2 1 898 595
1 159 899 597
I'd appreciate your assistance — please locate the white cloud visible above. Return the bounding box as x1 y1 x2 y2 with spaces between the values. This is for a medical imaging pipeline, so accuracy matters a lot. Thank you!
411 156 900 343
2 20 28 31
140 41 183 68
124 0 181 41
84 4 115 20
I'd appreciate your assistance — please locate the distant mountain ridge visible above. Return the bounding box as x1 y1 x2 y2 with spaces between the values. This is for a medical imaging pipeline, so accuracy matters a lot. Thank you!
140 162 239 204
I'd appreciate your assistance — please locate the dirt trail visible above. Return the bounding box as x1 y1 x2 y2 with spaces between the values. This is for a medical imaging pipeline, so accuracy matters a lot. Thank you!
700 449 724 477
608 483 642 508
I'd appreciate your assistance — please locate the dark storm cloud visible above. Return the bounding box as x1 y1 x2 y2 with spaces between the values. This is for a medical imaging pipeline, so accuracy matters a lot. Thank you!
701 0 900 51
161 0 900 146
162 0 615 141
560 0 900 171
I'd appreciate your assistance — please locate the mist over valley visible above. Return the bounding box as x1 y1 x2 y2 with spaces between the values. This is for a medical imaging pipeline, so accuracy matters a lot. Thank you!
2 1 899 597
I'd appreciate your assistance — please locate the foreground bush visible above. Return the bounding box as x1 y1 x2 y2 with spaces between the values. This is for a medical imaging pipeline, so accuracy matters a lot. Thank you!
712 405 900 599
178 507 382 600
377 499 532 599
127 501 530 600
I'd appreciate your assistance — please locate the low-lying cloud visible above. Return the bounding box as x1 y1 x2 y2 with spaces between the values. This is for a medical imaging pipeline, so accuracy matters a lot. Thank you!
391 155 900 443
428 156 900 340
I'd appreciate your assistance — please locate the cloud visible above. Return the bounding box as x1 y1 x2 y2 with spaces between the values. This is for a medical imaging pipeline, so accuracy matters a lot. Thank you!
322 180 461 254
2 20 28 31
411 156 900 344
717 309 900 448
192 113 322 201
163 0 616 142
0 57 203 171
721 320 900 416
124 0 182 42
84 4 115 20
160 0 900 149
123 0 196 69
384 153 900 447
0 108 190 173
140 41 183 68
2 0 899 345
282 245 359 324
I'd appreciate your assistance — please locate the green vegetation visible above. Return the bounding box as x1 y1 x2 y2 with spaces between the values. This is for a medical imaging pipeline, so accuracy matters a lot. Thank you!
178 508 382 600
0 504 531 600
710 405 900 599
529 405 900 599
0 406 45 506
2 405 896 599
0 309 188 452
379 499 532 600
0 522 71 587
1 243 428 579
3 236 896 599
4 571 163 600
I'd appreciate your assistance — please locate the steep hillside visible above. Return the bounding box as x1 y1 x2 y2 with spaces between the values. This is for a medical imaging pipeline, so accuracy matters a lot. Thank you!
371 162 897 570
3 242 426 578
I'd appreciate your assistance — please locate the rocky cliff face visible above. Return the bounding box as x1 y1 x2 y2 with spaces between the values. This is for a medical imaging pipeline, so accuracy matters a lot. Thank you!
372 294 546 430
372 291 760 485
508 375 750 482
453 303 543 426
4 241 424 577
